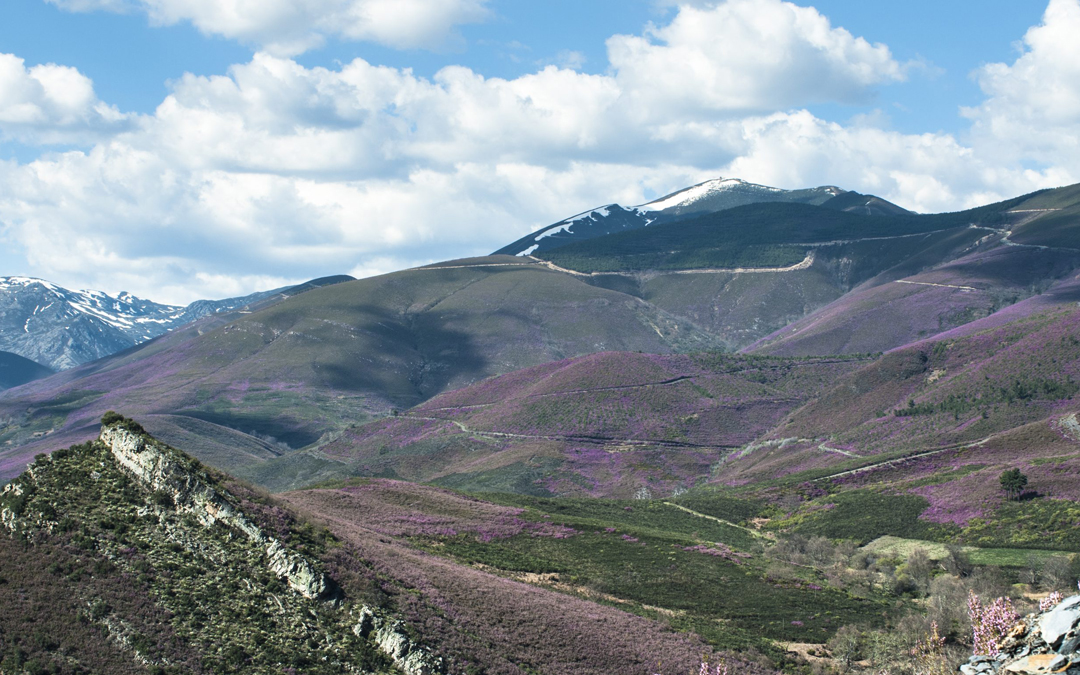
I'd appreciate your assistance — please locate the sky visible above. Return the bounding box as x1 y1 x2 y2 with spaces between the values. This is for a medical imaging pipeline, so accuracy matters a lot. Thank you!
0 0 1074 304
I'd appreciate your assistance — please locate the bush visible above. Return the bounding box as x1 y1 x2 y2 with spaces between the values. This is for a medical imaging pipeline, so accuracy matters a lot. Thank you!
100 411 146 435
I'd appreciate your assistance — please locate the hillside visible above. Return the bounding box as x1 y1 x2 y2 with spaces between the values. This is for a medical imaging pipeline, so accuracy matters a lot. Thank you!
3 183 1080 488
0 275 354 371
304 351 870 496
0 259 729 484
0 351 52 390
0 416 782 675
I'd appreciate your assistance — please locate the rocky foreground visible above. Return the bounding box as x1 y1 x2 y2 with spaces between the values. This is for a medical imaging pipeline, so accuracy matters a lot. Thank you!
962 595 1080 675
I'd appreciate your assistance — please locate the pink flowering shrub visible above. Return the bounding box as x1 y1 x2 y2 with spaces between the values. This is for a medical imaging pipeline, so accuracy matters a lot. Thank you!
968 591 1019 655
1040 591 1064 612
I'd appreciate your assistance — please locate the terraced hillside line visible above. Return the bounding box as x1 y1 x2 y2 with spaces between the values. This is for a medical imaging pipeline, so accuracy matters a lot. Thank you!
894 279 978 292
419 376 703 414
661 502 772 540
401 413 736 450
810 436 994 482
529 252 817 278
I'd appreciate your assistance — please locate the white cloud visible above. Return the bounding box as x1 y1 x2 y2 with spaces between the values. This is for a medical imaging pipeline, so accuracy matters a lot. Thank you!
47 0 492 55
963 0 1080 170
0 53 128 143
608 0 906 117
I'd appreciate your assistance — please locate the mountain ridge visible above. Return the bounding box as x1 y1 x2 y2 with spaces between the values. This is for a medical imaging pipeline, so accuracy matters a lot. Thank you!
0 274 355 371
492 177 900 258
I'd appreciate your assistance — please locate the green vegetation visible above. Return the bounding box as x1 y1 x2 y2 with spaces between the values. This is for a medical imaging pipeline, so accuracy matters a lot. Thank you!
415 492 890 655
1 441 387 674
767 491 952 545
999 469 1028 501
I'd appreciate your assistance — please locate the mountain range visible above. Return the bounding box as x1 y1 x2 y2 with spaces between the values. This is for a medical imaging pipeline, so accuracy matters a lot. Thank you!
0 274 356 376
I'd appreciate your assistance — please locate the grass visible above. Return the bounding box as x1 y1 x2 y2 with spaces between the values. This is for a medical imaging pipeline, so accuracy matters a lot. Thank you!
861 535 1069 567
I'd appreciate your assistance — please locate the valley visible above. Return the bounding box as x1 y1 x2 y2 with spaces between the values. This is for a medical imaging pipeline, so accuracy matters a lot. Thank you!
2 178 1080 675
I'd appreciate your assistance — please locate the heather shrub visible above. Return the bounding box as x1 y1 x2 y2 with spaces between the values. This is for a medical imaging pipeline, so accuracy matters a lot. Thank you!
967 591 1019 655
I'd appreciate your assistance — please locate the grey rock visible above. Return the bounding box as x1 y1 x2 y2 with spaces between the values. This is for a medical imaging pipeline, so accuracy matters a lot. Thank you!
1058 634 1080 655
1040 596 1080 649
0 276 284 370
353 606 444 675
103 425 338 601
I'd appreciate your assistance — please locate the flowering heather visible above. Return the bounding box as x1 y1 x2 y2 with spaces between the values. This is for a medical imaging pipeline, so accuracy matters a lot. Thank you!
283 488 767 675
968 591 1020 656
299 480 577 541
1040 591 1065 612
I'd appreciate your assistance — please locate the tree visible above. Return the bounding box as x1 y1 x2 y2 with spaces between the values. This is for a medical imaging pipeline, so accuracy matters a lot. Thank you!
999 468 1028 501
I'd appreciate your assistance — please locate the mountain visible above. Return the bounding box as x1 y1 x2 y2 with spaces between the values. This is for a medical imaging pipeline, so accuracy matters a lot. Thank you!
493 177 868 257
0 351 53 390
0 277 284 370
0 258 728 484
3 182 1080 488
0 275 356 371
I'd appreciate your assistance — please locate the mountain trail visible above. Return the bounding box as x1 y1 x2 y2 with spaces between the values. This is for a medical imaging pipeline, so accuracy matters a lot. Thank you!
811 436 993 482
661 502 772 540
894 279 978 292
817 443 861 458
401 414 732 449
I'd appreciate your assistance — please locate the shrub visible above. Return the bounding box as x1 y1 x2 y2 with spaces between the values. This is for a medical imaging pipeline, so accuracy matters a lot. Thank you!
967 591 1019 655
99 411 146 434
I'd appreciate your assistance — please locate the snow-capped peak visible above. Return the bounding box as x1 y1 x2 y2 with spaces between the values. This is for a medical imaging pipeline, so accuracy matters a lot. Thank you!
637 178 779 213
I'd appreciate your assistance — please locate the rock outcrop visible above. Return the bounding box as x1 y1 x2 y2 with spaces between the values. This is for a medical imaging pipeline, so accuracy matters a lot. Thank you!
961 595 1080 675
354 606 445 675
101 424 338 602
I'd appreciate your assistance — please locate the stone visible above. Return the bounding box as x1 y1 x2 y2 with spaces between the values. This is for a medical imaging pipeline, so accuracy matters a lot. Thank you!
1059 635 1080 655
102 424 338 602
1005 654 1069 674
1041 596 1080 649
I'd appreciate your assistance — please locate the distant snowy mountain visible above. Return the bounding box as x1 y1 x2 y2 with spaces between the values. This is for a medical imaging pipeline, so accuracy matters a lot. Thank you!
0 277 285 370
494 178 855 257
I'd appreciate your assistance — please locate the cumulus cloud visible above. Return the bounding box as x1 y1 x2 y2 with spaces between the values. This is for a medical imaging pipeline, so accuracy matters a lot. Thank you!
0 53 128 143
963 0 1080 171
46 0 492 55
0 1 1075 303
608 0 906 117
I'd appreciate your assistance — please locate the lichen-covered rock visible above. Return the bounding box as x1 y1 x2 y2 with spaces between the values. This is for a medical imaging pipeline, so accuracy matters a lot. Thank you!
354 606 444 675
101 424 337 601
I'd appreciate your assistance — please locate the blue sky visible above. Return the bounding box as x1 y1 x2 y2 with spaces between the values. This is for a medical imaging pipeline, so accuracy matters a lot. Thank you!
0 0 1075 302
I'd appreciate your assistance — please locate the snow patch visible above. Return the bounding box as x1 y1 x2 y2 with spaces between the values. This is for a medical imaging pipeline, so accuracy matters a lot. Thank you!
516 245 540 257
637 178 780 212
534 205 614 241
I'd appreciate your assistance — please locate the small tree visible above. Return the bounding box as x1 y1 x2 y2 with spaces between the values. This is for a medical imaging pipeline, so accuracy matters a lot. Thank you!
999 469 1028 501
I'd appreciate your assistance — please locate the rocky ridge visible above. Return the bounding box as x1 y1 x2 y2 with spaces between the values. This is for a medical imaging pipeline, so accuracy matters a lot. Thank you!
962 595 1080 675
1 416 445 674
100 421 337 602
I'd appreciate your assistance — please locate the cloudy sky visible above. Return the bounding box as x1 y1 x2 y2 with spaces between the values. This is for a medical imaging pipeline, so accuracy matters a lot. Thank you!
0 0 1074 304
